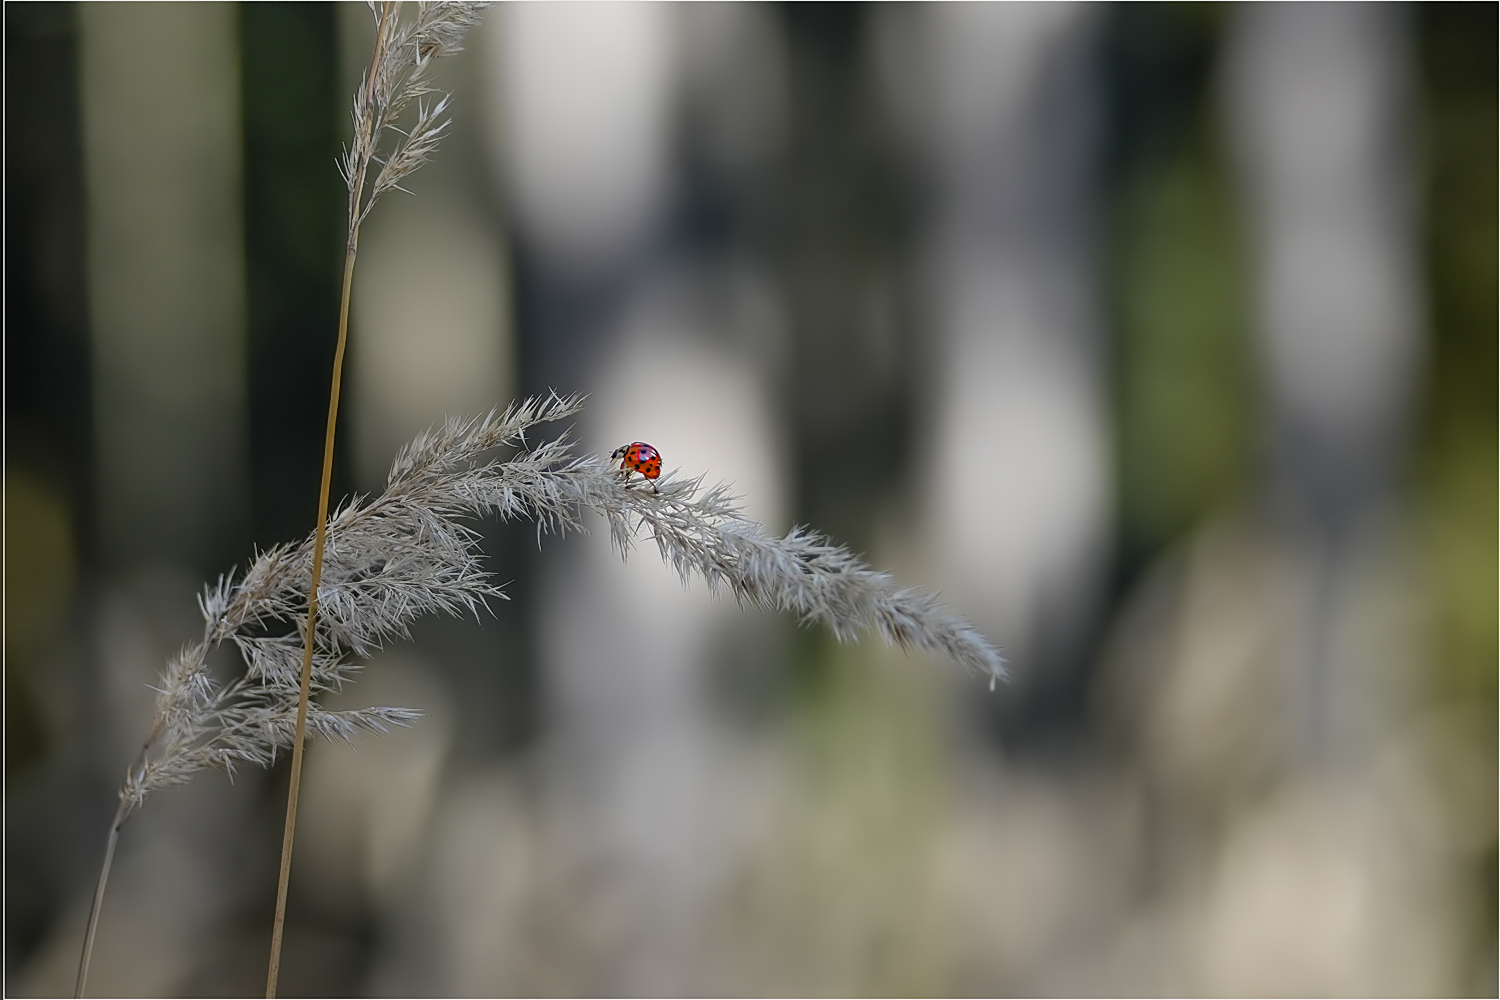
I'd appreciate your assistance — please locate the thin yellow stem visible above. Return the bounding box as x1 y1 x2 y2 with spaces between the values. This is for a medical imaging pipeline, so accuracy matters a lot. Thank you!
264 7 389 996
263 244 356 999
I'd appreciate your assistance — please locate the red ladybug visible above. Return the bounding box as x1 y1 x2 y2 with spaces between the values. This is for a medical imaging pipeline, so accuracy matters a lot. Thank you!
611 441 662 490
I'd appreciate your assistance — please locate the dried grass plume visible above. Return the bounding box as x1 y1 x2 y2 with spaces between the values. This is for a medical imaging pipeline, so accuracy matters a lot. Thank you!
123 392 1004 825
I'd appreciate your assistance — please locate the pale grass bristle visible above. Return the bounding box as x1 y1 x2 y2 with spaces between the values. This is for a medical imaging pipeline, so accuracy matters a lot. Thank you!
342 1 491 226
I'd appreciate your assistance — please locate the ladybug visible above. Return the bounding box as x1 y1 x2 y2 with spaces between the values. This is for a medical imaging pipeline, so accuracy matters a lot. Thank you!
611 441 662 490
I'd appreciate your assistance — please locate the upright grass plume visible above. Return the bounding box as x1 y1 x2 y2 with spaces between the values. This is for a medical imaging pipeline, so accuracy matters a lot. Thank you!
73 4 490 997
75 4 1004 996
269 2 488 994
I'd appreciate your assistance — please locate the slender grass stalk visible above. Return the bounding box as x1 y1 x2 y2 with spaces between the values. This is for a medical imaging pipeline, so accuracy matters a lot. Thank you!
263 8 383 989
265 4 484 994
73 807 120 999
73 777 132 997
262 164 361 1000
75 711 162 996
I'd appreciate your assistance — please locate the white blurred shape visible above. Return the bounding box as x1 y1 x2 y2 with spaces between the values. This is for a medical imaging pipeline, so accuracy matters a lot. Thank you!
927 4 1080 184
887 4 1107 666
538 285 785 992
1226 4 1419 477
352 197 510 484
1225 4 1421 757
491 3 676 270
928 264 1107 656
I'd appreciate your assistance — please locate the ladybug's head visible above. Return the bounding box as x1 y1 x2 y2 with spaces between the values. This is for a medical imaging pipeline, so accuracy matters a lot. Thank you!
609 445 626 460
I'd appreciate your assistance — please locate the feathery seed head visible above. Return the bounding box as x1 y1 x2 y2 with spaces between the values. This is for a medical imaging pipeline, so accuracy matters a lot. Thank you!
118 392 1002 821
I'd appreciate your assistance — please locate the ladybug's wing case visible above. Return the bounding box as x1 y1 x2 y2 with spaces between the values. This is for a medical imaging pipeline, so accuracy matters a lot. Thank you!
614 442 662 477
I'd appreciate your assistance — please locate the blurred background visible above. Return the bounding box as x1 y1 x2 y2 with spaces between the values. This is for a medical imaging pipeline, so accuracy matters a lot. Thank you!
5 3 1494 995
